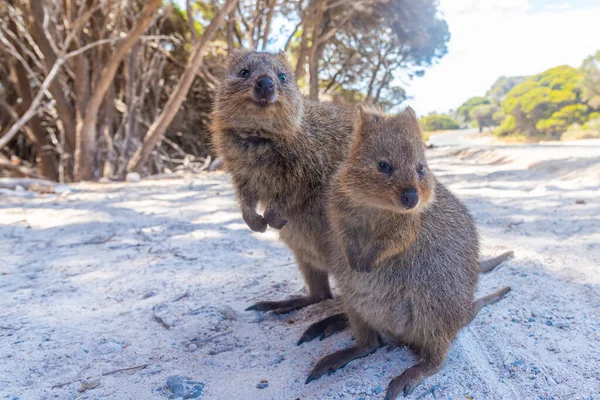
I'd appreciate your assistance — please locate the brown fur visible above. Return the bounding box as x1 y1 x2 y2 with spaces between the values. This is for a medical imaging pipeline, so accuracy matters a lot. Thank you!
305 108 511 398
211 50 356 312
211 51 511 315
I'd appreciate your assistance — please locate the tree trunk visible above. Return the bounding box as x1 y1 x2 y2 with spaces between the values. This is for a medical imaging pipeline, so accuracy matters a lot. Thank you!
11 64 57 180
73 0 161 181
27 0 77 154
126 0 239 174
308 0 325 101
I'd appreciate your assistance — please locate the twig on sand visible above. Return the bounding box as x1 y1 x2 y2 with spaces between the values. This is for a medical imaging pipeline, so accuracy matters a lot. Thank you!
52 379 82 389
172 290 190 302
190 331 231 344
83 233 116 245
102 364 148 376
416 384 444 400
51 364 148 389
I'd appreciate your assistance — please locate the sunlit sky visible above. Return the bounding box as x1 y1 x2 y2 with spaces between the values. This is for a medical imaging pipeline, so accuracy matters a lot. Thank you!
404 0 600 114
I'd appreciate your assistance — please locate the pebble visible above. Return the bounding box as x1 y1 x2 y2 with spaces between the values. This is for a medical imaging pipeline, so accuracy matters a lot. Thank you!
256 380 269 389
164 375 204 399
78 377 101 392
97 341 123 354
239 311 264 324
268 355 284 366
139 366 164 376
554 322 570 329
545 321 553 326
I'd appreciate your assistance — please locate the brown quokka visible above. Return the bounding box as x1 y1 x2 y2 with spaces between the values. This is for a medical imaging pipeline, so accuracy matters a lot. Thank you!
211 50 511 316
304 107 511 399
211 50 356 313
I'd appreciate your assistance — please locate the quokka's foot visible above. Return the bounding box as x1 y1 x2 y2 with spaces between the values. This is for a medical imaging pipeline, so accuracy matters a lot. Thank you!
245 296 322 314
297 313 348 345
305 344 379 384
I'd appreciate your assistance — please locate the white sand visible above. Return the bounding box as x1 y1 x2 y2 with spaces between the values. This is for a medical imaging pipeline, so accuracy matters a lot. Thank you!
1 133 599 399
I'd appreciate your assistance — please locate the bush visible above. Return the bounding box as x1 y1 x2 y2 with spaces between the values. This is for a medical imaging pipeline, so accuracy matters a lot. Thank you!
419 114 460 131
500 65 583 139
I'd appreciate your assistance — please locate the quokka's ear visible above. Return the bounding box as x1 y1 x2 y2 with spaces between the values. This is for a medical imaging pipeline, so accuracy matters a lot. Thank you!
276 49 288 61
401 106 418 122
356 105 382 138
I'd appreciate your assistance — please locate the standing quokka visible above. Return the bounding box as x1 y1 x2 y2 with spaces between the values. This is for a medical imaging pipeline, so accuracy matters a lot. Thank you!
304 107 511 399
211 50 356 313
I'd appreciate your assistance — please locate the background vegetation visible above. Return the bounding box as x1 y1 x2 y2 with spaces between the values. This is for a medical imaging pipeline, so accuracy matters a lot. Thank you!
0 0 449 181
454 51 600 141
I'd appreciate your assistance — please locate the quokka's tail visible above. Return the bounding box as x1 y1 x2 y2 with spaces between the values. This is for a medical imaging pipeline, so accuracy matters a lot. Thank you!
469 286 512 324
480 251 514 273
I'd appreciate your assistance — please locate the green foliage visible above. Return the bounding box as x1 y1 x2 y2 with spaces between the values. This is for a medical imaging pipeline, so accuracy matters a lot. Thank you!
419 113 460 131
486 76 528 103
536 104 589 136
499 65 584 139
494 115 516 137
581 50 600 103
457 97 490 124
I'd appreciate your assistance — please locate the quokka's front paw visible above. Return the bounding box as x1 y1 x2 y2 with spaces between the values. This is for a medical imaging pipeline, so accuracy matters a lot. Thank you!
264 207 287 230
243 212 268 233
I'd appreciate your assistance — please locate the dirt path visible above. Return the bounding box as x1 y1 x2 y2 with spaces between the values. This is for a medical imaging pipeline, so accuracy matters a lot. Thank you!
1 139 599 399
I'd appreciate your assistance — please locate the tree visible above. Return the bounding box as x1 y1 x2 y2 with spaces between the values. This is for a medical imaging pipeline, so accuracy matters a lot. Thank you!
581 50 600 109
497 65 583 139
456 97 490 125
127 0 239 173
420 113 460 132
485 76 527 103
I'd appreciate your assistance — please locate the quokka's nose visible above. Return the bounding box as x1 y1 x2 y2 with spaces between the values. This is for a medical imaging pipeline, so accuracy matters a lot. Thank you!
255 76 275 99
400 188 419 209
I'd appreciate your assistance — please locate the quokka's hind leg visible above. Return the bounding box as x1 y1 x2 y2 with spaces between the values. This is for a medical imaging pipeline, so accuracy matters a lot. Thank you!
305 310 381 384
384 343 450 399
480 251 514 273
468 286 512 324
246 260 332 314
297 313 349 345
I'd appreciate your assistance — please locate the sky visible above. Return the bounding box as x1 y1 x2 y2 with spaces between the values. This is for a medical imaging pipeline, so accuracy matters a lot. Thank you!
404 0 600 114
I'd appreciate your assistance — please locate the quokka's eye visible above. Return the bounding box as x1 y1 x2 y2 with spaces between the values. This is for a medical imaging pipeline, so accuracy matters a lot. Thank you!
378 161 392 174
239 69 250 78
417 163 426 175
278 73 286 82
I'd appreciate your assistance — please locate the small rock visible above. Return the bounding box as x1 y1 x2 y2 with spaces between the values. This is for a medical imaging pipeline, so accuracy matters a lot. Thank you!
97 341 123 354
545 320 553 326
554 321 570 329
268 355 284 366
528 317 536 322
239 311 264 324
141 290 158 299
126 172 141 182
78 377 101 392
221 306 238 321
139 366 164 376
575 199 586 205
256 380 269 389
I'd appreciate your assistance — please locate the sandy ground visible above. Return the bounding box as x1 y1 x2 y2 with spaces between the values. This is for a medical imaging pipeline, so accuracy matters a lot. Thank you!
1 132 599 400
